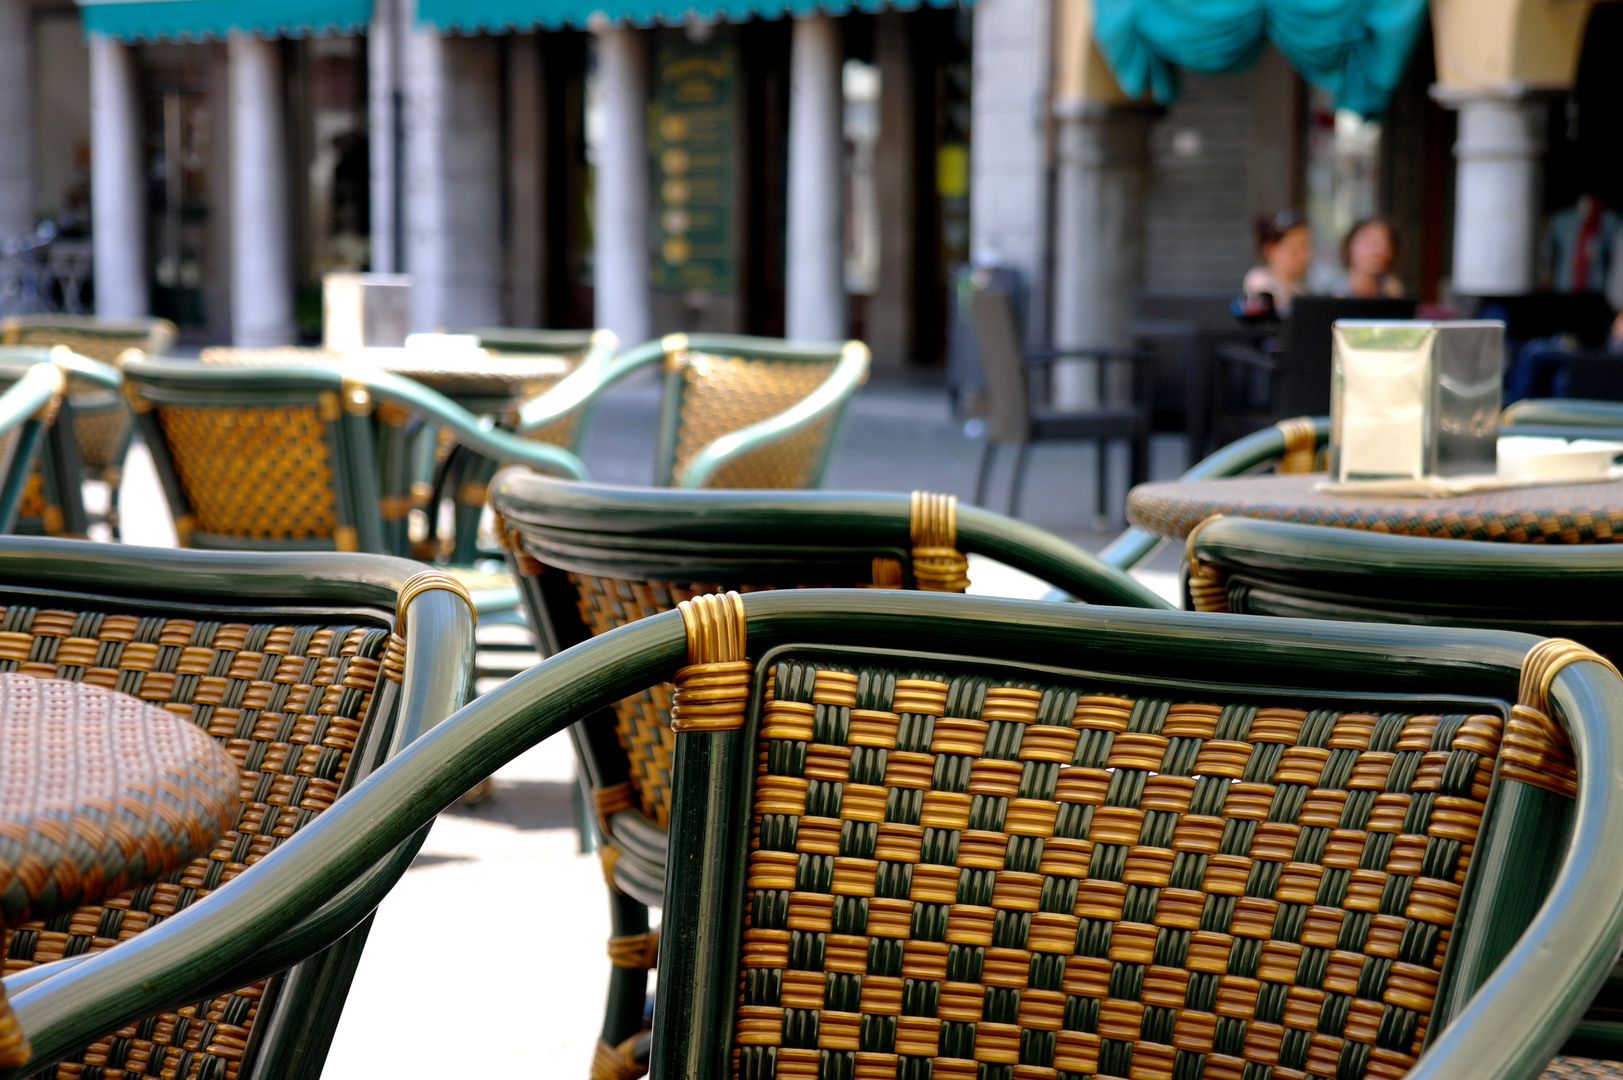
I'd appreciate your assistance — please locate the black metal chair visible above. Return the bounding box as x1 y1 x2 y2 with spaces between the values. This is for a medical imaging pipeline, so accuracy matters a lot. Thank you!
969 281 1149 523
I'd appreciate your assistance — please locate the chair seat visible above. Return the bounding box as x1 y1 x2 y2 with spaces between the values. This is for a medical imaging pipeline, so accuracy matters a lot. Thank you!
0 672 239 1065
1028 405 1143 441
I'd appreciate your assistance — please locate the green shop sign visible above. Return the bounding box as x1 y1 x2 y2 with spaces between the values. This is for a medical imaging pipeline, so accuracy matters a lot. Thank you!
651 37 737 295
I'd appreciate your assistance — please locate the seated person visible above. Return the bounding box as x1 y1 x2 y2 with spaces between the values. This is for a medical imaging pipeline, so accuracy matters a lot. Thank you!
1330 219 1405 299
1237 209 1312 319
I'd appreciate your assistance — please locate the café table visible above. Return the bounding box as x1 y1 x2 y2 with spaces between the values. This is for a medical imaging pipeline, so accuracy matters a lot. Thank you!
1126 471 1623 544
0 672 239 1066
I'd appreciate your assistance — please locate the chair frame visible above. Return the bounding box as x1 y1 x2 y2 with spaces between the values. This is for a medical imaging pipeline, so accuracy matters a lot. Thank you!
2 591 1621 1080
0 536 475 1080
122 356 588 556
519 333 870 490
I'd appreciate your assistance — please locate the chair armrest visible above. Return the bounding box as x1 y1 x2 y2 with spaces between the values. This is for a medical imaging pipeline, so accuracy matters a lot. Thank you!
677 341 870 489
1502 397 1623 429
513 330 622 437
0 363 63 433
361 368 590 480
1096 527 1161 571
955 504 1173 609
46 349 121 393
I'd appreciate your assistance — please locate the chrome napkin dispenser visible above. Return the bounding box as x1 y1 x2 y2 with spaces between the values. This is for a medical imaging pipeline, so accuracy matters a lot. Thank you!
1330 320 1503 482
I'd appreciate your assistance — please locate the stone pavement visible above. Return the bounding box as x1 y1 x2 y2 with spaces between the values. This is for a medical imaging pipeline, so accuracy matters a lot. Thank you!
108 374 1184 1076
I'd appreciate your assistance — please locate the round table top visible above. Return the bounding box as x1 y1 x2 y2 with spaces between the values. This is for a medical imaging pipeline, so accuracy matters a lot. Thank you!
1126 472 1623 544
0 672 238 926
198 346 575 406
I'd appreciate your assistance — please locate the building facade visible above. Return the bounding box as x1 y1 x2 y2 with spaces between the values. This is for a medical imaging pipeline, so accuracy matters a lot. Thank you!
0 0 1614 368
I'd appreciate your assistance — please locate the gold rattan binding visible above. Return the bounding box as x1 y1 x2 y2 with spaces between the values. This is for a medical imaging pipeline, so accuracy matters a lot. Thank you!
591 1033 646 1080
1275 416 1318 474
594 781 637 828
910 491 971 593
1504 639 1618 799
1184 515 1230 613
607 929 661 970
672 592 750 734
383 570 475 685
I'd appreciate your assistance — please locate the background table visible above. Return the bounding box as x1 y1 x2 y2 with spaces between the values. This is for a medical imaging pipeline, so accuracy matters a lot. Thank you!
1126 472 1623 543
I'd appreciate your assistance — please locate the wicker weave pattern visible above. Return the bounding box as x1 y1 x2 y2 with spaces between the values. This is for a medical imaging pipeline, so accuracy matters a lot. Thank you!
157 405 340 541
733 658 1506 1080
73 400 132 474
1545 1059 1623 1078
671 353 836 488
0 607 390 1080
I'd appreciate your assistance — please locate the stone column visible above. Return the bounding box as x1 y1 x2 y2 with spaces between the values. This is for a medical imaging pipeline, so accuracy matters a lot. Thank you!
1050 102 1151 408
1437 90 1544 297
592 25 650 346
506 34 545 327
403 28 503 331
971 0 1051 341
0 0 33 240
228 35 295 346
369 0 404 274
90 34 148 319
785 14 846 343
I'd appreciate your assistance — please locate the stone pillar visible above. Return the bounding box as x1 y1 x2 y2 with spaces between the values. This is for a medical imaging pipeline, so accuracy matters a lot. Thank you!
90 34 148 319
369 0 404 274
592 25 650 346
971 0 1051 341
1050 103 1151 408
404 28 503 331
786 14 846 343
228 35 296 347
506 34 545 327
0 0 33 240
867 12 913 370
1438 91 1544 297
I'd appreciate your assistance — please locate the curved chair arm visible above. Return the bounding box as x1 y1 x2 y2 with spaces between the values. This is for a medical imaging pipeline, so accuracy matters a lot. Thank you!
47 348 121 394
1099 417 1330 569
678 340 870 489
358 367 590 479
0 362 64 427
4 593 1610 1080
953 503 1171 609
1407 659 1623 1080
513 329 621 435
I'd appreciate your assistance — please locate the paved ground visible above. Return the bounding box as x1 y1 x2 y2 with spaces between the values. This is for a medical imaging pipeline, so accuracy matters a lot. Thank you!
110 374 1187 1076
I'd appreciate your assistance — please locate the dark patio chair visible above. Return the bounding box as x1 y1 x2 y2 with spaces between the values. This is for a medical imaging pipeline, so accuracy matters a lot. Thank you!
1099 415 1328 570
0 356 70 534
0 536 474 1080
0 348 124 540
7 590 1623 1080
489 471 1172 1075
970 280 1150 522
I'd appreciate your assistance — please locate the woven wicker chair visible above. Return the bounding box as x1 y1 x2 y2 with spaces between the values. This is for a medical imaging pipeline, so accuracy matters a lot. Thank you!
0 347 121 539
0 535 474 1080
0 356 68 534
545 333 871 490
1184 514 1623 653
489 468 1175 1077
200 329 618 565
122 355 586 558
1 316 176 528
1100 416 1327 571
9 590 1623 1080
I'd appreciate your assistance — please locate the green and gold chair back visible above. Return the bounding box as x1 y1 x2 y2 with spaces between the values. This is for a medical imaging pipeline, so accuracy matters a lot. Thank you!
0 347 115 539
0 538 473 1080
650 593 1623 1080
6 592 1623 1080
1185 513 1623 657
490 470 1172 1078
124 356 587 557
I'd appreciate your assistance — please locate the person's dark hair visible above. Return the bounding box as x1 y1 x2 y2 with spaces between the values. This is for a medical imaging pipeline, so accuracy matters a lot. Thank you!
1341 218 1396 268
1255 209 1307 254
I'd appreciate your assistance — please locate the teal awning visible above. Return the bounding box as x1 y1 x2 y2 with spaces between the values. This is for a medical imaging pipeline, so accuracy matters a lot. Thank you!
1093 0 1428 119
419 0 963 35
79 0 369 40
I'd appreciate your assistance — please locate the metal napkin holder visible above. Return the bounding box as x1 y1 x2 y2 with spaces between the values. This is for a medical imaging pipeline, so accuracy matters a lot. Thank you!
1330 320 1503 482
